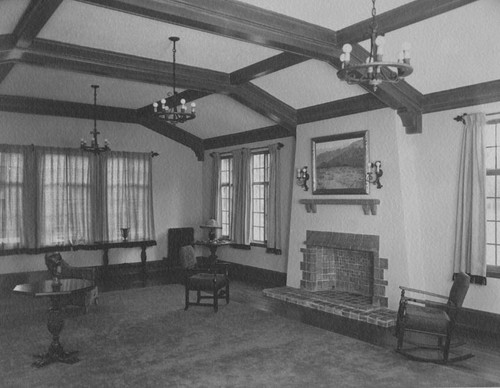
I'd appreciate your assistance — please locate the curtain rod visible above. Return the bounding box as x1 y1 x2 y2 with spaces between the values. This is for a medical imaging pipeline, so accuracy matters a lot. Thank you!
209 142 284 158
453 112 500 124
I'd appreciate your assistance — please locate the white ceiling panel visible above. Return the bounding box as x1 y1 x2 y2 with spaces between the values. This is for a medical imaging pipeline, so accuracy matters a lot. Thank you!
0 64 169 108
0 0 30 35
252 60 365 109
38 0 281 73
179 94 276 139
236 0 415 30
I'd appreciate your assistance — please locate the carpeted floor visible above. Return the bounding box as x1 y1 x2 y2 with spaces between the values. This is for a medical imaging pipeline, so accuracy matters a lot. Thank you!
1 284 499 388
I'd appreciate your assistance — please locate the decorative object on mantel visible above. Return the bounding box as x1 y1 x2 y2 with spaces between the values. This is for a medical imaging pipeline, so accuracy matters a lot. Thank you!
120 227 130 241
366 161 383 189
296 166 309 191
298 198 380 215
151 37 196 125
200 219 222 241
312 131 370 195
80 85 110 154
337 0 413 91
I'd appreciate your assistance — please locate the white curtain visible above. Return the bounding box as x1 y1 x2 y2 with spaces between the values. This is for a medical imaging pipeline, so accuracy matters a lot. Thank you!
453 112 487 284
266 143 282 254
37 147 92 247
0 145 34 249
103 151 155 242
231 148 251 245
210 152 221 221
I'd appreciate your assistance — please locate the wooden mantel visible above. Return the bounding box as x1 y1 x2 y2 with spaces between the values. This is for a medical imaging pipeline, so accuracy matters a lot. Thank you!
299 199 380 215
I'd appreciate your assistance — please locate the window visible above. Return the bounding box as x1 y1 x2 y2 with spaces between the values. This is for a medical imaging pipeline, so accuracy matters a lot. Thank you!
219 151 269 244
106 153 153 242
251 151 269 244
485 120 500 276
220 156 233 238
0 149 24 248
0 144 155 253
39 151 91 246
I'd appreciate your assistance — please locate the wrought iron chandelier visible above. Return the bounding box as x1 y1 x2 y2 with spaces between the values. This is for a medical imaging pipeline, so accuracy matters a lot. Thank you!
337 0 413 91
152 37 196 124
80 84 110 153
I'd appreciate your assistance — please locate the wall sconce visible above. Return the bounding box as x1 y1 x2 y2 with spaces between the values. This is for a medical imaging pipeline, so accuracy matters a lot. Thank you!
296 166 310 191
366 161 383 189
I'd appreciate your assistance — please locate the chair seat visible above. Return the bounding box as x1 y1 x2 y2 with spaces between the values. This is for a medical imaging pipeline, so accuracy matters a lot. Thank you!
189 273 228 290
405 304 450 334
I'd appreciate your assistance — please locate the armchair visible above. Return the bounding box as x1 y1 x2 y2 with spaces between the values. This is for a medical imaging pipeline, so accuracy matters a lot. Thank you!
45 252 98 314
179 245 229 312
395 272 473 364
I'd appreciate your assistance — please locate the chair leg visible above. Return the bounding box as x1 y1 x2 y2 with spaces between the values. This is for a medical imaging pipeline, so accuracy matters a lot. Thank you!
213 288 218 312
396 325 405 351
226 283 230 304
184 285 189 311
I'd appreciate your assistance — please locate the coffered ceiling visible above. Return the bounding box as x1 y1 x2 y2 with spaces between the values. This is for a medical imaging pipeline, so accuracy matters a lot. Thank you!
1 0 499 160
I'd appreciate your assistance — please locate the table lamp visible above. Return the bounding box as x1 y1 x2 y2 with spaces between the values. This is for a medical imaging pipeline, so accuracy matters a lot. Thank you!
200 218 222 241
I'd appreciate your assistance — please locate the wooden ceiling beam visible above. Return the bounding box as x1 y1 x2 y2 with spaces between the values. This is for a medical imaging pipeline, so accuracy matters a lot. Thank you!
230 52 309 85
204 125 292 150
423 79 500 114
24 39 229 92
337 0 479 44
79 0 341 60
137 116 205 161
13 0 64 48
0 94 137 123
227 83 297 135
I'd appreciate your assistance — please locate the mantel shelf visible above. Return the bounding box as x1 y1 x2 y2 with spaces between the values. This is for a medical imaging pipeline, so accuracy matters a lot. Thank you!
299 199 380 215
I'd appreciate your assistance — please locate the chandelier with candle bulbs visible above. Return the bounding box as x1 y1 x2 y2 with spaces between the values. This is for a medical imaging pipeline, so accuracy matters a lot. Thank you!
337 0 413 91
80 84 110 153
152 36 196 125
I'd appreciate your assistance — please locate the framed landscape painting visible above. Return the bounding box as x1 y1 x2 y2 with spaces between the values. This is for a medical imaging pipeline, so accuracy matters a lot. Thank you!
312 131 369 195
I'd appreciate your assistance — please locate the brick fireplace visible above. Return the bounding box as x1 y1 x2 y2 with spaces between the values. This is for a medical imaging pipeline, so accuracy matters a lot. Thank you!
300 231 388 307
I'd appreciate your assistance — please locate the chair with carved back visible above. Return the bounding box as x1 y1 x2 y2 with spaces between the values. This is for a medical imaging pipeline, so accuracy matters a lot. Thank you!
395 272 474 364
179 245 229 312
45 252 98 314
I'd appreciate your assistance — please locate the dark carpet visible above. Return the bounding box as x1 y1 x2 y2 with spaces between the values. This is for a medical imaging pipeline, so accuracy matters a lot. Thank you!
1 285 498 387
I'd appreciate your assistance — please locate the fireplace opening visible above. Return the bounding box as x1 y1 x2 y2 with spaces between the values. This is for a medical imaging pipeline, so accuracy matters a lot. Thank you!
300 231 388 307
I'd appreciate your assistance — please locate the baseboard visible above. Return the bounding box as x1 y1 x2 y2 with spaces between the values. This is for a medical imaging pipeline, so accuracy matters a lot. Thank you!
457 306 500 338
0 260 167 295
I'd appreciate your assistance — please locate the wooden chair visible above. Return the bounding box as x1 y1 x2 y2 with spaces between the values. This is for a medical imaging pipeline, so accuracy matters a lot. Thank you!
45 252 98 314
395 272 474 364
179 245 229 312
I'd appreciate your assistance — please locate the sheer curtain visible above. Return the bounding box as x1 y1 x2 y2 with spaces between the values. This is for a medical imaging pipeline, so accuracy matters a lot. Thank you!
0 145 34 249
37 147 92 247
210 152 221 221
103 151 155 242
266 143 282 254
231 148 251 245
454 112 487 285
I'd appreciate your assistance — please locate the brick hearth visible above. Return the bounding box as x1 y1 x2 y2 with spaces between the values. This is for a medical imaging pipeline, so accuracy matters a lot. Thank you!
300 231 388 307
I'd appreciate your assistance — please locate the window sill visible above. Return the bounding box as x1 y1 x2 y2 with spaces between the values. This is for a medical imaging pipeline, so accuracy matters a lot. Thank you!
487 265 500 279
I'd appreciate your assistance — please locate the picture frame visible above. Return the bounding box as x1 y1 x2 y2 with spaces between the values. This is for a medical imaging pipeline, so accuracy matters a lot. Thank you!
311 131 369 195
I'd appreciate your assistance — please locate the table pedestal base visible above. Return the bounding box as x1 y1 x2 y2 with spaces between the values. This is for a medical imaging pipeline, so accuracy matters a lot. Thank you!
32 292 80 368
33 342 79 367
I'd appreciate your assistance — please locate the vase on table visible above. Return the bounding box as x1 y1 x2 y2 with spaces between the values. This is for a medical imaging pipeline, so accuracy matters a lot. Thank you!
120 227 130 241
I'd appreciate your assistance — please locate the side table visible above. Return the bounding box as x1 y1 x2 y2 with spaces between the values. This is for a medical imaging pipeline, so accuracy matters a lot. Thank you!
13 278 95 367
